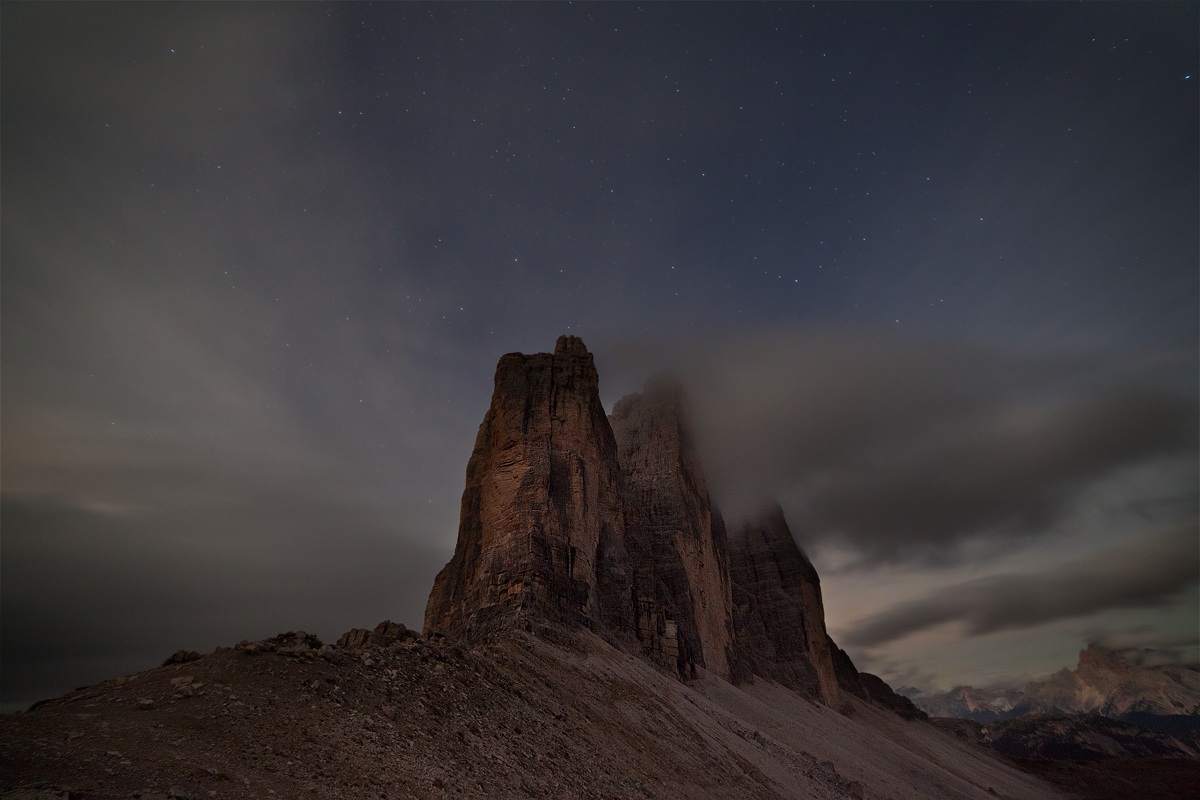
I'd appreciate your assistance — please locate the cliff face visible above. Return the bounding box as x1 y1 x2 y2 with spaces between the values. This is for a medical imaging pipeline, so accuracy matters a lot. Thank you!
425 336 911 714
610 381 735 680
728 504 839 703
424 335 634 637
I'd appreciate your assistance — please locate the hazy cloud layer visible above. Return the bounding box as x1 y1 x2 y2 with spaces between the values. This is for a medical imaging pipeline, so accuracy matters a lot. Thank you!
841 524 1199 648
1 484 447 711
603 331 1199 567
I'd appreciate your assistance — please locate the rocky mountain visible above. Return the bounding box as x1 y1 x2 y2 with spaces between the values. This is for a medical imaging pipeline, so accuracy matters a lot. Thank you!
1015 644 1200 718
609 378 736 680
911 643 1200 799
915 686 1022 722
3 336 1077 799
425 336 908 711
1 624 1064 800
909 644 1200 721
424 336 634 638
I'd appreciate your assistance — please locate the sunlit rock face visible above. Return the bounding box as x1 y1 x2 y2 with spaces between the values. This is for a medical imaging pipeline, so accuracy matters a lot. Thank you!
727 504 839 703
610 380 735 681
424 335 635 638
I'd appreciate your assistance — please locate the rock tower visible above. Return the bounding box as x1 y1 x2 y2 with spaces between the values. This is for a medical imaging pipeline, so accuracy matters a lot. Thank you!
425 335 924 715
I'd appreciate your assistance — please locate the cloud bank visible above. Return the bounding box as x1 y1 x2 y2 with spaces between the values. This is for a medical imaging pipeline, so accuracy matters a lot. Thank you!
840 524 1198 648
599 330 1197 568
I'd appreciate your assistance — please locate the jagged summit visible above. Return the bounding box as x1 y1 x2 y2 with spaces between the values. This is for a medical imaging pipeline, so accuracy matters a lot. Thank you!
424 335 914 713
7 334 1082 800
423 335 631 638
553 333 589 358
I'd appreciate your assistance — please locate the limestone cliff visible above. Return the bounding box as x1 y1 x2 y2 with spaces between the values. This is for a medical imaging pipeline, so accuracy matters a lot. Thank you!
423 335 634 638
425 336 919 718
610 380 735 680
728 504 839 703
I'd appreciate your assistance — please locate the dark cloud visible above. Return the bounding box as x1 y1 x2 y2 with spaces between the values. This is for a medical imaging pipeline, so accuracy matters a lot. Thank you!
2 2 1196 709
840 524 1199 649
0 487 447 712
607 331 1198 566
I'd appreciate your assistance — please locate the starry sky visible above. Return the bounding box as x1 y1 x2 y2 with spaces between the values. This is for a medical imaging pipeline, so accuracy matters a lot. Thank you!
3 2 1197 711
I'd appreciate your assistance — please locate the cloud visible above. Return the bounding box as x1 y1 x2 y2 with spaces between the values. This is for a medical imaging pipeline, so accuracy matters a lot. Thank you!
0 486 448 712
601 329 1198 566
840 524 1199 649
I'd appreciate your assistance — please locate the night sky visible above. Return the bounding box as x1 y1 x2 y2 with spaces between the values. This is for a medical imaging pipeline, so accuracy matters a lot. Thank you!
3 2 1197 711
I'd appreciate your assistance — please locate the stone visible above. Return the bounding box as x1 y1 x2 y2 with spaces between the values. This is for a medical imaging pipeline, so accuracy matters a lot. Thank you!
609 379 734 680
727 504 839 703
162 649 201 666
336 628 371 649
424 336 636 639
367 620 413 646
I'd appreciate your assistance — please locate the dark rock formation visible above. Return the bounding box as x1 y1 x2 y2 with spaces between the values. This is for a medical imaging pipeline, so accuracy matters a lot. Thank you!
610 379 734 680
830 640 927 719
1014 644 1200 717
424 335 918 716
338 620 416 649
727 504 839 703
911 644 1200 721
424 335 635 638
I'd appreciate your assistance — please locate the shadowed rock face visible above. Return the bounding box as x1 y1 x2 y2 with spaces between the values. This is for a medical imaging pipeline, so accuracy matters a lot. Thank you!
425 335 915 714
830 640 927 720
728 504 839 703
424 335 635 638
610 380 735 681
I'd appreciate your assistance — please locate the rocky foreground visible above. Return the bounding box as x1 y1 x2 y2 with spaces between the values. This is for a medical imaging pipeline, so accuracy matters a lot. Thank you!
1 624 1063 800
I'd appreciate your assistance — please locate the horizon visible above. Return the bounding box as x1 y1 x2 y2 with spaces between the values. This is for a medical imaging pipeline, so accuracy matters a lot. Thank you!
3 2 1197 712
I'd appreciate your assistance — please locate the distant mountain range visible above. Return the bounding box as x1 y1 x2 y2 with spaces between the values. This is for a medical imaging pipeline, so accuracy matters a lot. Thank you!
913 645 1200 800
906 643 1200 722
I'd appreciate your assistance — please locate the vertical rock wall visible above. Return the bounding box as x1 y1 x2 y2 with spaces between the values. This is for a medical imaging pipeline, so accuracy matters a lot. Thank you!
423 336 634 638
728 504 839 703
424 335 918 716
610 381 735 681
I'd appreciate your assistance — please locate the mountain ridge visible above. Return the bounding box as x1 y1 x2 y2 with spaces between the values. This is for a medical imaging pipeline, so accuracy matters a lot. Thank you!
908 643 1200 722
423 336 913 715
2 335 1081 799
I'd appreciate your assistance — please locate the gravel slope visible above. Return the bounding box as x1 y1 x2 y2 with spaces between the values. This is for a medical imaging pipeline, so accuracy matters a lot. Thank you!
1 627 1066 800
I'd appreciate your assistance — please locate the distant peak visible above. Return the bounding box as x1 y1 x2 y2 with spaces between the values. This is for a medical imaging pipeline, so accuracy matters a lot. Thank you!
554 334 589 358
1078 642 1128 671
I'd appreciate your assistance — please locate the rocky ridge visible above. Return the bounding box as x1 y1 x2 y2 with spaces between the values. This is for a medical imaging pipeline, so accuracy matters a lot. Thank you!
1 335 1082 799
1015 644 1200 718
908 644 1200 722
1 625 1064 800
424 336 908 711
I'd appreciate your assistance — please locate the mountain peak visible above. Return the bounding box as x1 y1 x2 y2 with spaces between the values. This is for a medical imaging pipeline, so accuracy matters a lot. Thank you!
1078 642 1131 673
425 336 916 711
554 334 589 358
